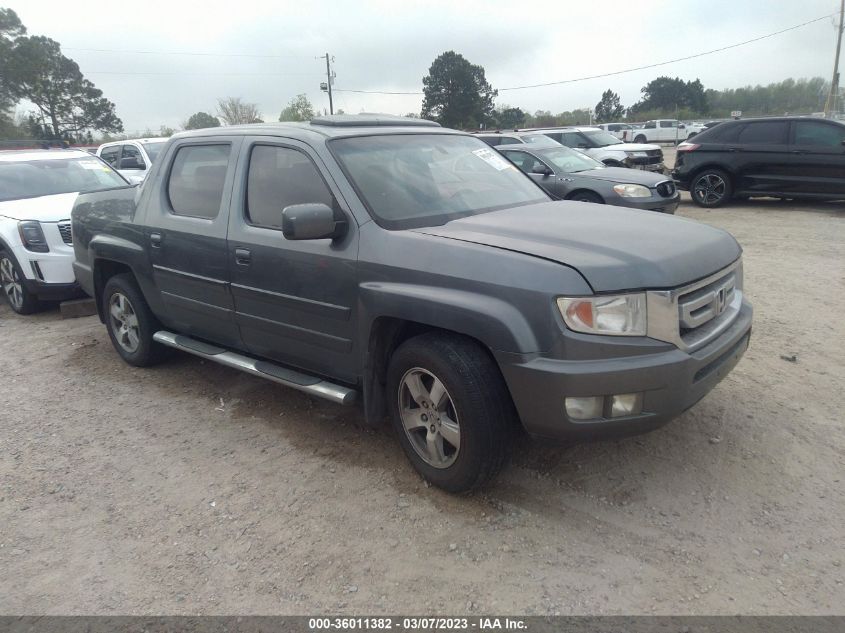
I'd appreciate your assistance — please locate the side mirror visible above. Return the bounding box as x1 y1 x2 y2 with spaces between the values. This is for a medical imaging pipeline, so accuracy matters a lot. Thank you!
530 164 552 177
679 124 686 129
282 203 347 240
120 157 144 170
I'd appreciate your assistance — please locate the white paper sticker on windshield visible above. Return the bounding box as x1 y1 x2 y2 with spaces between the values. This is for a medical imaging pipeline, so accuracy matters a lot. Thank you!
78 160 105 170
472 147 512 171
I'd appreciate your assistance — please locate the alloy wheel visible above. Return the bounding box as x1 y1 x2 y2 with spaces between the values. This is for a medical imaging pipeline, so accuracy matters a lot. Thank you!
398 367 461 469
694 174 727 205
109 292 141 353
0 257 23 310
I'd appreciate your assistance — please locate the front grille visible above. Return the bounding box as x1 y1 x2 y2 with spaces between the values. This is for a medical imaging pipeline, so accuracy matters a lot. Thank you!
58 221 72 245
656 181 676 197
632 155 663 165
677 268 739 349
645 259 743 352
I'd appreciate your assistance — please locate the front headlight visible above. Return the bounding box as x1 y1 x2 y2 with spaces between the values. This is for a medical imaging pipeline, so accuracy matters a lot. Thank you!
613 183 651 198
18 221 49 253
557 294 647 336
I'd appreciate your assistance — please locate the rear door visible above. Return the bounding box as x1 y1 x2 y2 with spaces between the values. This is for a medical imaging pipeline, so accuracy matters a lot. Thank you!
786 119 845 195
226 137 359 383
730 120 791 195
145 137 243 347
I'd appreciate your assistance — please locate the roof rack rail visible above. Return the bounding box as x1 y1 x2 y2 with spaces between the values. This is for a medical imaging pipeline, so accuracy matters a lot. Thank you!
310 114 440 128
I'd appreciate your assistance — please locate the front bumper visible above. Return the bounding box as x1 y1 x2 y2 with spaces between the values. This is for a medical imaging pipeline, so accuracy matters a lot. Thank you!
497 298 752 440
20 278 85 301
615 192 680 214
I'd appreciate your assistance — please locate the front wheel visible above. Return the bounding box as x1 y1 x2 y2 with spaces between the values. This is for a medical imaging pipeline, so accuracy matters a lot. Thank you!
103 273 168 367
569 191 604 204
0 251 40 314
386 332 517 493
691 169 733 208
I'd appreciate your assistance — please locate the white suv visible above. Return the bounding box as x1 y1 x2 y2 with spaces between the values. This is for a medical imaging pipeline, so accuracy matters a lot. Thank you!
534 126 665 172
0 149 128 314
96 138 168 184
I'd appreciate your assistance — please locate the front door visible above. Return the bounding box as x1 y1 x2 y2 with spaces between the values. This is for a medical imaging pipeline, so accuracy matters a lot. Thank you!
227 138 359 383
499 149 563 198
730 120 791 195
785 119 845 196
145 138 243 347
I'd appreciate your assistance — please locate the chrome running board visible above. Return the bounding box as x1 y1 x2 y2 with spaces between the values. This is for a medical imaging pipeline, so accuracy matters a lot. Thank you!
152 330 357 405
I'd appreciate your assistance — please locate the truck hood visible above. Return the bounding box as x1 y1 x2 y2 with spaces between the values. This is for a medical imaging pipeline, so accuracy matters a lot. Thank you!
414 201 741 292
598 143 660 152
572 166 670 186
0 192 79 222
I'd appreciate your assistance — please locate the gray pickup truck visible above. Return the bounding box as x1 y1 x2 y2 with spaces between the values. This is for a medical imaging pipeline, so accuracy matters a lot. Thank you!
71 114 752 492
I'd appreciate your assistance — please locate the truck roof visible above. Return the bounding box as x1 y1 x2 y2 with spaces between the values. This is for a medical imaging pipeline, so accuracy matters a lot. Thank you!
171 114 460 141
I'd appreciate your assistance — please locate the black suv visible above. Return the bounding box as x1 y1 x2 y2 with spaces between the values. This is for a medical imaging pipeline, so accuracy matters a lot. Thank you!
672 116 845 207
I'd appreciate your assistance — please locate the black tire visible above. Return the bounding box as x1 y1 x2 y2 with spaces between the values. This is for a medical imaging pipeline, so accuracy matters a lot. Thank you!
569 191 604 204
0 250 41 314
102 273 168 367
634 134 647 144
690 168 733 208
386 332 518 493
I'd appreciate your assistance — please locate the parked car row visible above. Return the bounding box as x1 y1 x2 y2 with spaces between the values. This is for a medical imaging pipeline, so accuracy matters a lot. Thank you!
1 114 755 493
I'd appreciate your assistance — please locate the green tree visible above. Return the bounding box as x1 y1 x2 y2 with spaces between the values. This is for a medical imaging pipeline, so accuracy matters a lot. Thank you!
6 35 122 140
217 97 262 125
279 94 315 121
421 51 497 129
185 111 220 129
594 89 625 123
0 8 25 110
629 76 707 116
495 106 526 129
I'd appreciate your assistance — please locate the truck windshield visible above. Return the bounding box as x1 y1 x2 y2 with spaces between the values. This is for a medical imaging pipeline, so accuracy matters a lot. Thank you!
581 130 623 147
142 142 166 163
331 134 549 229
0 155 128 202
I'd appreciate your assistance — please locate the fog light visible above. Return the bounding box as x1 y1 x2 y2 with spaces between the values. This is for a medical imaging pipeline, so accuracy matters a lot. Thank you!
565 396 604 420
610 393 643 418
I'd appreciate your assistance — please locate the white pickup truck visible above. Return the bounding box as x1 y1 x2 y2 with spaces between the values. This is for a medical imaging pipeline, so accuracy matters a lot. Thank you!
630 119 694 144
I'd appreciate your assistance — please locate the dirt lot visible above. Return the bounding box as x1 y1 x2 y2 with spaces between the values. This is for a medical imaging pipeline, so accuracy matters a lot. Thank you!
1 176 844 614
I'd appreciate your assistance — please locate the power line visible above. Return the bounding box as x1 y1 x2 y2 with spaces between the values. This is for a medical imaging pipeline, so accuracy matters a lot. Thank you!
331 12 835 96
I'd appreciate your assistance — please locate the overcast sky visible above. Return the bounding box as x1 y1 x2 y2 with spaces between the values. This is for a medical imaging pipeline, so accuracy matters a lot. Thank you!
7 0 842 133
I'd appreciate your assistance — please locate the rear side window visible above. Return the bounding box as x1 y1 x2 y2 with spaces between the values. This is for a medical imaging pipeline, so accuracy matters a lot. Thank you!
559 132 583 147
246 145 335 229
100 146 120 167
737 121 788 145
167 144 230 219
478 136 500 147
644 121 656 129
542 132 563 143
794 121 845 147
497 136 523 145
659 120 675 128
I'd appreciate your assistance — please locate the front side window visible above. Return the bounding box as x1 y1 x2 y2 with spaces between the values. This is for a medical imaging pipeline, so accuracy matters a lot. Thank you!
247 145 335 229
167 144 230 219
331 134 548 230
121 145 145 169
100 146 120 167
794 121 845 147
537 147 604 173
737 121 788 145
0 155 128 202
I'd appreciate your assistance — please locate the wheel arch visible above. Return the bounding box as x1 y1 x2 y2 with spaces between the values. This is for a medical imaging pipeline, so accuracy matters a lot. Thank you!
91 259 135 323
565 188 605 203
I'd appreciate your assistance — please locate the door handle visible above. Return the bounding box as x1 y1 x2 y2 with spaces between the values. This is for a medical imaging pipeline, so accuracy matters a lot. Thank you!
235 248 251 266
790 149 808 154
727 147 740 152
150 232 162 248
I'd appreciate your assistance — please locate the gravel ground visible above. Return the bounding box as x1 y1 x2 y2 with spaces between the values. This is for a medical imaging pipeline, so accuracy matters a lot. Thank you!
1 180 843 615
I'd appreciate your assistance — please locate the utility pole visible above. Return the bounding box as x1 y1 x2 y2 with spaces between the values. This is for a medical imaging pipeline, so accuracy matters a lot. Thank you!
321 53 335 115
825 0 844 117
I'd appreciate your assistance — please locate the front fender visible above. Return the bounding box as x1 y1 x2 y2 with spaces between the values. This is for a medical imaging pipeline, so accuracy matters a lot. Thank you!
359 282 540 354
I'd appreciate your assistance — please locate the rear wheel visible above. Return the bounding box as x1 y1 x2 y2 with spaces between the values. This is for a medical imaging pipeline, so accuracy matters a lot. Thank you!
634 134 647 144
0 251 40 314
691 168 733 208
103 273 168 367
386 332 517 493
